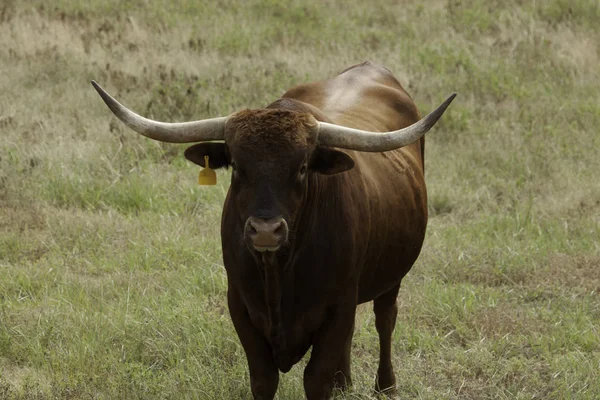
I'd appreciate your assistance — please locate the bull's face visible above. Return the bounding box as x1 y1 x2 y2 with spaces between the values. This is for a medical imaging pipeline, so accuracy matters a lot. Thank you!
184 109 354 253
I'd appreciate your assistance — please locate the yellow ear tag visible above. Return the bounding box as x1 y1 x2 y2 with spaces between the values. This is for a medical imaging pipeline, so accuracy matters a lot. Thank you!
198 155 217 185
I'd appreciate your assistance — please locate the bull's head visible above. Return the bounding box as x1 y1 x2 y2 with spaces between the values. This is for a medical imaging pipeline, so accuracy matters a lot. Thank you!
92 81 455 253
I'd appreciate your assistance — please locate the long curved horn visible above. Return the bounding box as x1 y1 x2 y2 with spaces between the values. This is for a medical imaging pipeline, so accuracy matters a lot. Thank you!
91 81 227 143
317 93 456 152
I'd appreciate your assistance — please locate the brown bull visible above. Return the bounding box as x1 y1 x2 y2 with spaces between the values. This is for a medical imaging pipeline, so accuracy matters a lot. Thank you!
92 61 455 399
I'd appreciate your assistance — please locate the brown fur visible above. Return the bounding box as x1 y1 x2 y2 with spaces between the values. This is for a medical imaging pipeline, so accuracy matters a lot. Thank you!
226 108 319 150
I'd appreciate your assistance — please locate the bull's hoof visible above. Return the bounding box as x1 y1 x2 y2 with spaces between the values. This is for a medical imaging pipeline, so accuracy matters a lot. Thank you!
375 385 397 398
375 373 396 397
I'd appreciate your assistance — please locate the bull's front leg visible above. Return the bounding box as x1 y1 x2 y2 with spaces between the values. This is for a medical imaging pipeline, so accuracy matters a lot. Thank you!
303 304 356 400
228 288 279 400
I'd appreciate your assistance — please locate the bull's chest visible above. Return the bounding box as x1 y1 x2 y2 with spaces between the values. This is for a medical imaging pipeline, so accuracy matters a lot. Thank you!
225 232 351 371
247 300 324 372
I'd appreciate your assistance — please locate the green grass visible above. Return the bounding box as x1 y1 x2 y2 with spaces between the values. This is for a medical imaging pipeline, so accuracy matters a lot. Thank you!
1 0 599 398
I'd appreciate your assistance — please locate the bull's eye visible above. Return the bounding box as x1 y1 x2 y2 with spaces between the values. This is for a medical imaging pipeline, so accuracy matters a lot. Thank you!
231 161 237 171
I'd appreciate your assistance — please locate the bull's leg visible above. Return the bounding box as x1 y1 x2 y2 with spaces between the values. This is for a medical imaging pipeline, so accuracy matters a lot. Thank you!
333 320 354 391
304 306 356 400
228 288 279 400
373 283 400 394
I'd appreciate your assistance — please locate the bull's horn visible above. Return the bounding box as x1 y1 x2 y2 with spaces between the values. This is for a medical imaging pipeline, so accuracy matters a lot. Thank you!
317 93 456 152
91 81 227 143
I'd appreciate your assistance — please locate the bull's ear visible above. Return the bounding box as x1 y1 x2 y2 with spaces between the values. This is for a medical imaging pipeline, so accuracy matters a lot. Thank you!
311 147 355 175
184 143 230 168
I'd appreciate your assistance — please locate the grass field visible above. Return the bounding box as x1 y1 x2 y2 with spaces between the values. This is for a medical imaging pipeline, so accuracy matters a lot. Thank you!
1 0 599 398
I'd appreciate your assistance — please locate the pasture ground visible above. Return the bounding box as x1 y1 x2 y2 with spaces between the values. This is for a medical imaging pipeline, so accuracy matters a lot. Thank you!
1 0 599 398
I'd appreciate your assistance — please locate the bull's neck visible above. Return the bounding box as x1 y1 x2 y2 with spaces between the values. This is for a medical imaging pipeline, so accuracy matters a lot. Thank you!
261 252 285 347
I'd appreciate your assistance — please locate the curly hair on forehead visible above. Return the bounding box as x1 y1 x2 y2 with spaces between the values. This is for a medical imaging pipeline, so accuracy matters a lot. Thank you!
225 109 318 150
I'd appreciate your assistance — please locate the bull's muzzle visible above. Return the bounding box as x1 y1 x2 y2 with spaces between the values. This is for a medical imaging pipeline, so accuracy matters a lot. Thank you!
244 217 288 252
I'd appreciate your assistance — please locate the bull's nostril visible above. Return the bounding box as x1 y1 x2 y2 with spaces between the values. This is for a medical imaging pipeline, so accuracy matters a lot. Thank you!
248 224 258 236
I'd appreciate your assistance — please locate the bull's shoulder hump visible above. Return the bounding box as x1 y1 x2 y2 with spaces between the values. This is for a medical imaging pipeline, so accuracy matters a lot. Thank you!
336 61 406 91
281 62 404 105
